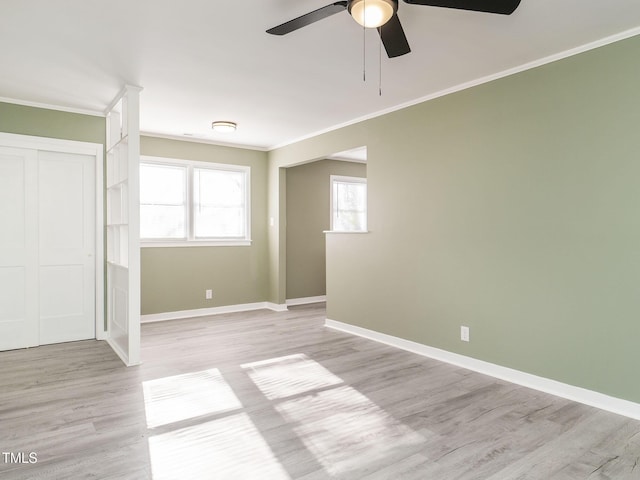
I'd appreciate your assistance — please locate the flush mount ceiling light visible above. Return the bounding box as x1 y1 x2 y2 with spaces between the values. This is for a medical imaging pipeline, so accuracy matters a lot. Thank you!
211 121 237 133
348 0 397 28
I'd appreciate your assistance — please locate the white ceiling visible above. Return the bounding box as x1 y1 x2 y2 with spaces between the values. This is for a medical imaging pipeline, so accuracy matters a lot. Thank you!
1 1 640 150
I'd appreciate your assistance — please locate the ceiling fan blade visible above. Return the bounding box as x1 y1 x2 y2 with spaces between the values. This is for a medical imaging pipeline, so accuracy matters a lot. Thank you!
378 14 411 58
267 2 348 35
402 0 521 15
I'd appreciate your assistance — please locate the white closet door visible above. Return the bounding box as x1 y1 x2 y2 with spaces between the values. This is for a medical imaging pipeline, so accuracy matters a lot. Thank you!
38 151 95 345
0 147 38 351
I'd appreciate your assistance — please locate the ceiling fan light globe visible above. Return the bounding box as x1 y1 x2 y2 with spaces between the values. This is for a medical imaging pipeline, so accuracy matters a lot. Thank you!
349 0 396 28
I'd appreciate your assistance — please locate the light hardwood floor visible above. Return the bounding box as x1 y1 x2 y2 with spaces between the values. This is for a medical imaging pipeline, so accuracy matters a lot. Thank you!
1 303 639 479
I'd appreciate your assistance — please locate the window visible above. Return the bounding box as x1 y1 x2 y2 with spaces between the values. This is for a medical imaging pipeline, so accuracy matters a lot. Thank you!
140 163 187 239
140 157 250 246
330 175 367 232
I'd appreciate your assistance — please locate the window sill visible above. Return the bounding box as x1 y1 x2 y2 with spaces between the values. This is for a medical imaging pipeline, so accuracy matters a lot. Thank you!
141 240 252 248
323 230 369 234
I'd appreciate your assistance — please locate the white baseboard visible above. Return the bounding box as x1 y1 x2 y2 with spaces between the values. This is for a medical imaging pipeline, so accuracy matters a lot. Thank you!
325 319 640 421
141 302 288 323
266 302 289 312
286 295 327 306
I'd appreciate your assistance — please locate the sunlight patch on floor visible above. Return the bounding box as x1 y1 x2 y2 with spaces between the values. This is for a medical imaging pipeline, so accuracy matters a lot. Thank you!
241 353 342 400
144 355 424 478
276 385 425 476
143 369 242 428
148 413 291 480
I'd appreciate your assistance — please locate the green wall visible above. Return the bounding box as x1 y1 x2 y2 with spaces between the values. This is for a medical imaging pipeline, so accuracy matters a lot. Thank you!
286 159 366 300
0 102 105 145
140 136 269 314
269 35 640 403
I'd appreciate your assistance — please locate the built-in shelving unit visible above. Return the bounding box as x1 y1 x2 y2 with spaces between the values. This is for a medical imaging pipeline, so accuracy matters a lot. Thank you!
106 85 142 366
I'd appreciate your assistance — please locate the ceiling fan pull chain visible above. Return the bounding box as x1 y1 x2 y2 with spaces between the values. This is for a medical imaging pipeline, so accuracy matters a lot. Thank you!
379 29 382 96
362 0 366 82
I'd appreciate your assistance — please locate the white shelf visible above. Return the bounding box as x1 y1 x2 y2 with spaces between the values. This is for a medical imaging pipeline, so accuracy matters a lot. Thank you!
106 134 130 154
106 141 129 187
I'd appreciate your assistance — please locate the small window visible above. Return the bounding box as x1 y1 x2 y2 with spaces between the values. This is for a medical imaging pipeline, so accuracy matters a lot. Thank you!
330 175 367 232
140 157 250 246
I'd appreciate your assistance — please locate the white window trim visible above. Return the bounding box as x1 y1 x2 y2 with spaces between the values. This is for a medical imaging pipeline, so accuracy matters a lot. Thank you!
140 155 251 247
329 175 368 233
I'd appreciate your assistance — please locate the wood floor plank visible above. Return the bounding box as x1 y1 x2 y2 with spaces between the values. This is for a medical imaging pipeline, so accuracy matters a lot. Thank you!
1 303 639 479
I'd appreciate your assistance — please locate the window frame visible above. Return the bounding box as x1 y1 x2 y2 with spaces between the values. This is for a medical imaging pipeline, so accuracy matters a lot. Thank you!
140 156 251 247
329 175 368 233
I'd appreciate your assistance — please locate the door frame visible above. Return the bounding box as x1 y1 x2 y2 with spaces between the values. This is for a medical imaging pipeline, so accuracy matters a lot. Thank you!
0 132 105 340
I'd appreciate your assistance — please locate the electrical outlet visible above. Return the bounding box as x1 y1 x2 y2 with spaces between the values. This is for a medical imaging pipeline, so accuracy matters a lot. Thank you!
461 326 470 342
205 289 213 300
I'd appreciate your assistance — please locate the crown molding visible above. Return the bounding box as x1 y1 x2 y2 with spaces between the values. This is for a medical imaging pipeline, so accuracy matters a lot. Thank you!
0 96 105 117
140 131 269 152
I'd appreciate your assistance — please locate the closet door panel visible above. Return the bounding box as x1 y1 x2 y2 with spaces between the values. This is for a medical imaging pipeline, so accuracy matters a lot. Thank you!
38 151 95 345
0 147 38 351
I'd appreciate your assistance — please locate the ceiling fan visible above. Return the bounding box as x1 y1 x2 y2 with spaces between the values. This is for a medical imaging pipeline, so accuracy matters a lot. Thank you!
267 0 522 58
